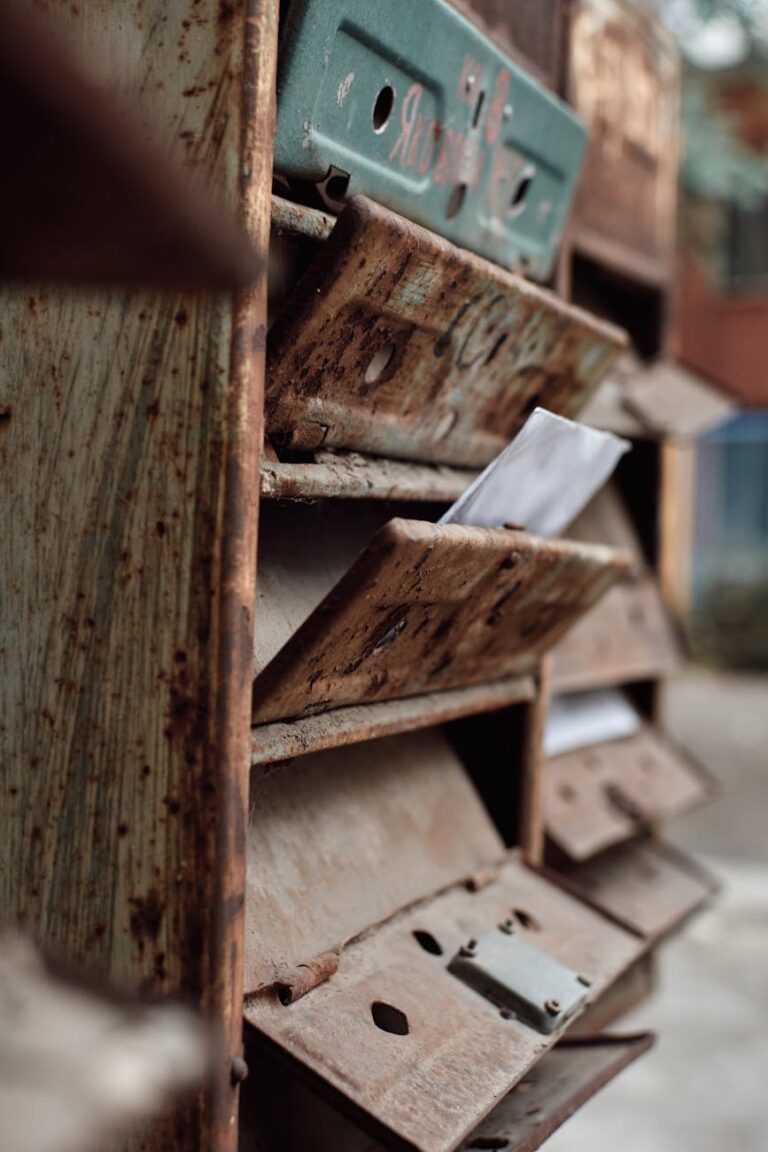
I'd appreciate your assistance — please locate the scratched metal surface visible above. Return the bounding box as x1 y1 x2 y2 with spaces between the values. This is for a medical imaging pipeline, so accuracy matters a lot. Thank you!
244 855 642 1152
252 518 629 725
543 725 713 862
274 0 585 278
551 840 715 941
266 197 625 465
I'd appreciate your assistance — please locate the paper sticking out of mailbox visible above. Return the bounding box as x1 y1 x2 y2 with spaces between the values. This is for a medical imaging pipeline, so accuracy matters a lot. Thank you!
543 689 642 758
440 408 631 536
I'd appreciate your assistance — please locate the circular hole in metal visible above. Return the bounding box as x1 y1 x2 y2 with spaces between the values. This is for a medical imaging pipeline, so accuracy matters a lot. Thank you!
509 169 534 217
365 342 395 384
372 85 395 133
412 929 443 956
371 1001 409 1035
446 183 467 219
513 908 541 932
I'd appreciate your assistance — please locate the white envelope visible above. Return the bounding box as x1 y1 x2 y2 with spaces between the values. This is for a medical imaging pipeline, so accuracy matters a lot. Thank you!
543 689 642 758
440 407 631 537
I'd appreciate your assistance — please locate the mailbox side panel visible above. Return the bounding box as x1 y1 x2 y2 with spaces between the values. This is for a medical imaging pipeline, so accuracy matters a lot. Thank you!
0 3 276 1151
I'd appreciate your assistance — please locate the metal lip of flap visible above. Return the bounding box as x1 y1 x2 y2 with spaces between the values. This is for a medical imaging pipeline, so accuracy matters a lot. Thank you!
448 921 591 1035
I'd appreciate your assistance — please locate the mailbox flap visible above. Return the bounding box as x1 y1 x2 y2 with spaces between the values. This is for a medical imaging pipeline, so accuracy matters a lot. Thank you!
266 197 625 467
543 725 713 861
252 518 630 725
552 840 716 941
244 855 643 1152
274 0 586 279
246 728 504 993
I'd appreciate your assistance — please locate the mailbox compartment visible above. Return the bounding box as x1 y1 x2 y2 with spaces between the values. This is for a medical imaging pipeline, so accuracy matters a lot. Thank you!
252 509 629 725
244 726 645 1152
274 0 586 279
266 196 625 469
543 722 713 862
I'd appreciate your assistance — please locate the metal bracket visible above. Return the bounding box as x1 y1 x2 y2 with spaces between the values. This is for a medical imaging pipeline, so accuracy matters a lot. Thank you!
448 921 590 1034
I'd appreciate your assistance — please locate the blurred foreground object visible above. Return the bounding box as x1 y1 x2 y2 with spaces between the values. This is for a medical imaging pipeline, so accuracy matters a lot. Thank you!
0 0 260 288
0 931 209 1152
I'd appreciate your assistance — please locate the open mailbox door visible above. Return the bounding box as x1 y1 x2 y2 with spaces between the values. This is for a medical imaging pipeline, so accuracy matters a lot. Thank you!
244 728 646 1152
252 515 630 724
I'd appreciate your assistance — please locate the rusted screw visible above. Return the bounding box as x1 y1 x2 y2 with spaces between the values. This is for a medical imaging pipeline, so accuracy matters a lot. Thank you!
459 938 477 958
498 919 516 935
544 998 561 1017
230 1057 249 1085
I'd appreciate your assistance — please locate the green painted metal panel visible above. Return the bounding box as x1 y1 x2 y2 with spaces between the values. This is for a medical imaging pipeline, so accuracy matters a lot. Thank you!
274 0 587 280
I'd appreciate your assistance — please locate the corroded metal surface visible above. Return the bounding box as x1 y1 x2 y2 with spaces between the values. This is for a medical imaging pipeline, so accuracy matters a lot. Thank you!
570 0 680 285
245 728 505 993
261 450 478 502
549 578 682 693
244 855 642 1152
250 675 535 766
544 725 712 862
266 197 626 467
0 5 277 1152
252 519 629 725
552 841 716 941
461 1033 653 1152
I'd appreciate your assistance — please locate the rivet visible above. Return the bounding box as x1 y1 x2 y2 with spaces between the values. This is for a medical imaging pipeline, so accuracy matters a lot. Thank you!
230 1057 249 1085
503 103 513 120
459 938 477 958
466 74 477 91
498 919 516 935
544 998 561 1017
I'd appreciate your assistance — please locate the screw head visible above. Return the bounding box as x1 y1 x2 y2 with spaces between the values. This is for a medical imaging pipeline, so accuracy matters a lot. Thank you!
459 938 477 958
466 74 477 92
544 998 561 1017
498 919 516 935
503 103 513 120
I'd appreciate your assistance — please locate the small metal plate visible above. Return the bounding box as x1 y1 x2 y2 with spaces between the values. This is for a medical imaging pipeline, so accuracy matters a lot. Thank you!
275 0 586 280
449 925 589 1034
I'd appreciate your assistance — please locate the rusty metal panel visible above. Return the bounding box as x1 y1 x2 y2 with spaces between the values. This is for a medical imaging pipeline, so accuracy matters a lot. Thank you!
461 1033 653 1152
274 0 586 279
261 450 478 503
245 728 504 993
250 675 535 766
549 578 681 692
553 841 716 941
566 954 655 1037
544 725 713 861
252 518 629 725
266 197 626 467
243 1027 651 1152
244 856 642 1152
550 483 681 691
569 0 680 286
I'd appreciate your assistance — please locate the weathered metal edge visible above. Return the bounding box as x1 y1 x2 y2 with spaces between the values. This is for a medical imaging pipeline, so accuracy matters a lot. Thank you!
250 674 536 767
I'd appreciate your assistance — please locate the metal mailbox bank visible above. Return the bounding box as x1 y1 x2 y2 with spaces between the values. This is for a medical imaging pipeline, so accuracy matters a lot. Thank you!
0 3 719 1152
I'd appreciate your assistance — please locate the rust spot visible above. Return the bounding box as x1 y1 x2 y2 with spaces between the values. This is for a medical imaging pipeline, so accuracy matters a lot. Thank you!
0 406 11 424
130 889 166 952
